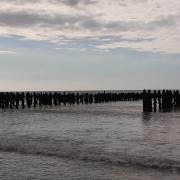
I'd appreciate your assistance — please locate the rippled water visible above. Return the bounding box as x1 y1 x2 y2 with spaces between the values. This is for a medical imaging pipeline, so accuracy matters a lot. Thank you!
1 101 180 179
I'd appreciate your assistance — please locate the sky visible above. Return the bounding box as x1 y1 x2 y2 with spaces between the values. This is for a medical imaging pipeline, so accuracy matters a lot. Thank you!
0 0 180 91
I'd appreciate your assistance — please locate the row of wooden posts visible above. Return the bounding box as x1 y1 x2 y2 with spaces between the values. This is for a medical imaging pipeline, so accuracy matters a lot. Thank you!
0 90 179 112
0 91 141 109
143 90 180 112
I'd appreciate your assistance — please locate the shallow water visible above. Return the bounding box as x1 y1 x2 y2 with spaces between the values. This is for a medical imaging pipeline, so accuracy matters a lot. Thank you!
0 101 180 179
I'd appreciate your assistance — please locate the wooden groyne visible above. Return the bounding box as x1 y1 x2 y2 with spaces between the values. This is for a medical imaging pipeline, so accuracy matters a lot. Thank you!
0 91 141 109
0 90 179 112
143 90 180 112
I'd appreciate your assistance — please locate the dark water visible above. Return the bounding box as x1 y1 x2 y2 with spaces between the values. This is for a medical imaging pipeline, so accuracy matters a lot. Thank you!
1 101 180 179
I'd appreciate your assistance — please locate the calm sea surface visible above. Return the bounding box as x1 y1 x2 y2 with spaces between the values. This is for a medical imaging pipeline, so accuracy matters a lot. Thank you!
1 101 180 179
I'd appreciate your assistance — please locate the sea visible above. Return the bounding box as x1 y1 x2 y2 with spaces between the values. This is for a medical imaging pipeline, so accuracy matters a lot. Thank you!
1 98 180 179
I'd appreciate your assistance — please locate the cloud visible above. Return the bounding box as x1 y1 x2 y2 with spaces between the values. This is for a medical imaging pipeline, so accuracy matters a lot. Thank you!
0 11 89 27
60 0 97 6
0 0 38 4
0 0 97 6
0 10 177 32
0 50 16 55
0 0 180 54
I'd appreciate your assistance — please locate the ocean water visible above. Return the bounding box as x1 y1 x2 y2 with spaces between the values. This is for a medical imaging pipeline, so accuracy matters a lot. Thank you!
0 101 180 179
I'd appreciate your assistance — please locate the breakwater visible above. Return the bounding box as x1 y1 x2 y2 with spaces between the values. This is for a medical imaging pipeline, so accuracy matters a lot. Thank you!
0 90 180 112
0 91 141 109
143 90 180 112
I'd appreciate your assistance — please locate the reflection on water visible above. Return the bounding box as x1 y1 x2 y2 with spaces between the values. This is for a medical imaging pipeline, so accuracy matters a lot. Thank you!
142 112 153 121
142 106 180 122
1 101 180 179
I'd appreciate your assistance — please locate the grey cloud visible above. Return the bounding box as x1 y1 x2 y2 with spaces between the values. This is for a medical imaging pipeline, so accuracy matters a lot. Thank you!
55 0 97 6
0 0 97 6
0 0 38 4
0 9 178 33
149 15 178 27
80 19 102 30
131 0 148 4
0 11 89 28
118 0 148 6
80 15 178 32
0 12 40 27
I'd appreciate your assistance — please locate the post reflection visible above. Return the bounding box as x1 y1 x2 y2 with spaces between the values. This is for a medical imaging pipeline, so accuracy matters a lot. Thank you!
142 112 153 122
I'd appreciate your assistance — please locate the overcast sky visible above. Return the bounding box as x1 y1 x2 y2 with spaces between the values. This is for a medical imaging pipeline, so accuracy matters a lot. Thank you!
0 0 180 91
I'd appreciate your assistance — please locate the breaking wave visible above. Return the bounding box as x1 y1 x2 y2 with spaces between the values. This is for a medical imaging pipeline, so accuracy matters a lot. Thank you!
0 141 180 171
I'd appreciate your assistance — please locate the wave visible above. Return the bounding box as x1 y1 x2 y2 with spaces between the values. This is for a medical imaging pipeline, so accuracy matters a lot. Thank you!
0 141 180 171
